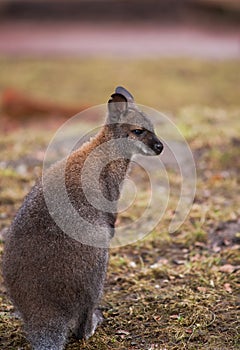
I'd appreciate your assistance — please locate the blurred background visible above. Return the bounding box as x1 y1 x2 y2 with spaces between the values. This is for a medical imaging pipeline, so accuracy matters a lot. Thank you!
0 2 240 350
0 0 239 129
0 0 240 127
0 0 240 23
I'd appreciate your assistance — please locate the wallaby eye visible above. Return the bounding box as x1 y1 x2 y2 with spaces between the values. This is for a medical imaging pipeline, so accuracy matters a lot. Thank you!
132 129 144 136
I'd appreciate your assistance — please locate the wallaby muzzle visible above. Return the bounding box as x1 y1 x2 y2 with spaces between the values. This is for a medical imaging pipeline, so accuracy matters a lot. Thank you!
152 134 164 155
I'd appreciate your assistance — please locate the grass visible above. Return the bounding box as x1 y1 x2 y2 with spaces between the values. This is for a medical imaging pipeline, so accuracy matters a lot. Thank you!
0 58 240 111
0 57 240 349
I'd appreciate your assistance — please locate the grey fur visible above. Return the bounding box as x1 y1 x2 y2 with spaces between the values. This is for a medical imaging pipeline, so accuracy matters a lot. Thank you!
2 87 163 350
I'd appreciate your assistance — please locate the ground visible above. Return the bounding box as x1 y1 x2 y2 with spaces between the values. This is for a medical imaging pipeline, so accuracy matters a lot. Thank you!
0 58 239 349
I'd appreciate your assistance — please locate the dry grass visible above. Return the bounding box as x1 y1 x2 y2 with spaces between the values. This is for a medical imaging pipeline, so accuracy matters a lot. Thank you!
0 58 240 349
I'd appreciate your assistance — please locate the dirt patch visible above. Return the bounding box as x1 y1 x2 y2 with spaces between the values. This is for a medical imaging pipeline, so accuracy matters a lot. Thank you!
1 88 96 132
209 219 240 250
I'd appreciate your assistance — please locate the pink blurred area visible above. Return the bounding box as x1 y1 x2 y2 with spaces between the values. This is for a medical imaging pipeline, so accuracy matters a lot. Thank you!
0 22 239 59
0 0 239 59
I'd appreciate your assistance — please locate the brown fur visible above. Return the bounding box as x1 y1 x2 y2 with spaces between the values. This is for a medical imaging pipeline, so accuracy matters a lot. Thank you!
2 87 163 350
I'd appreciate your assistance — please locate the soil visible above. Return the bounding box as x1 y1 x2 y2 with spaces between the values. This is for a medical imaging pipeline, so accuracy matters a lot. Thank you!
209 219 240 249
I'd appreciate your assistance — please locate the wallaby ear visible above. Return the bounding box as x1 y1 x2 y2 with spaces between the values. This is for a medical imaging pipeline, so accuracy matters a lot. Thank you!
108 92 128 122
115 86 134 102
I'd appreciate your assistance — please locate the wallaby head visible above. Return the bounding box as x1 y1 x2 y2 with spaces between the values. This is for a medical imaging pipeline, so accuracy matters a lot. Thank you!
106 86 163 157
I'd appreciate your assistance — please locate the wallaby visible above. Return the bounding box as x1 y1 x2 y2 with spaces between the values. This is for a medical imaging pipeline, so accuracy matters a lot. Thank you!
3 86 163 350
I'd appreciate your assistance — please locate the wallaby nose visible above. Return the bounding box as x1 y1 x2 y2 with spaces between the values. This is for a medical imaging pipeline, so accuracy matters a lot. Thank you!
154 141 164 155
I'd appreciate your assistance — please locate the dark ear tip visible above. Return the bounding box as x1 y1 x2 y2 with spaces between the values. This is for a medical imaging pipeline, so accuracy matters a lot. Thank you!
115 86 134 101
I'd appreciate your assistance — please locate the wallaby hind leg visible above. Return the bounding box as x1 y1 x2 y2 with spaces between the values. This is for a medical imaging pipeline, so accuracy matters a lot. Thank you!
90 309 104 338
25 319 68 350
74 308 103 340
